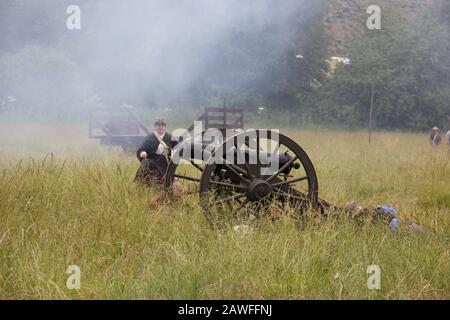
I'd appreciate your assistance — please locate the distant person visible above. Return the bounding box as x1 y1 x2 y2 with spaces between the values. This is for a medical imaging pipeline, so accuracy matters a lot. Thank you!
429 127 441 146
316 199 399 233
447 116 450 146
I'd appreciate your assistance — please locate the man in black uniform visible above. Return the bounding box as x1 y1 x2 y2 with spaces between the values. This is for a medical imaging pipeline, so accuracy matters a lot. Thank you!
135 119 179 196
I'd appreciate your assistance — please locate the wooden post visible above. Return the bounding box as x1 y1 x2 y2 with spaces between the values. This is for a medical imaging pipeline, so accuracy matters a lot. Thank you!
369 83 375 145
223 97 227 128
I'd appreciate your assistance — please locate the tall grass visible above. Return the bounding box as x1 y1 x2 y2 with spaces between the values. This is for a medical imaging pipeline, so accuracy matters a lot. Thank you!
0 125 448 299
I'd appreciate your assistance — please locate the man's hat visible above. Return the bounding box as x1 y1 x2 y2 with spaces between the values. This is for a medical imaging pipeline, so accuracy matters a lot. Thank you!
432 127 439 131
154 118 167 126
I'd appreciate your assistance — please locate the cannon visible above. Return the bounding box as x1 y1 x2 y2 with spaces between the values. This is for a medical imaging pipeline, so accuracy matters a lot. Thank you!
160 107 319 226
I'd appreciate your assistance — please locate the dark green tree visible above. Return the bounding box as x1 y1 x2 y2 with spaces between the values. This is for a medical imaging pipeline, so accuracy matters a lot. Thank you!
313 0 450 132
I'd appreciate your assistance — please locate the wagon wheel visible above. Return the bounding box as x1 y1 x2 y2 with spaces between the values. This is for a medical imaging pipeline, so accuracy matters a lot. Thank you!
164 130 224 198
164 158 204 199
199 129 318 228
164 151 203 200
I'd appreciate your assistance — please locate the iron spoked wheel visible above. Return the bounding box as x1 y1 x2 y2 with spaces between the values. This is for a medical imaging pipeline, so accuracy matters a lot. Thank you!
199 129 319 228
164 148 204 199
164 157 204 198
164 130 226 198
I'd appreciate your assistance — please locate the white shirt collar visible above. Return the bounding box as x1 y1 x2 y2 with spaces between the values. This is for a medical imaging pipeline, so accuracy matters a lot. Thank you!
155 131 165 139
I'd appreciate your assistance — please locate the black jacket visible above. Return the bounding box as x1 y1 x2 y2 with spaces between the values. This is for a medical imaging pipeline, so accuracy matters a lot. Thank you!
136 132 178 175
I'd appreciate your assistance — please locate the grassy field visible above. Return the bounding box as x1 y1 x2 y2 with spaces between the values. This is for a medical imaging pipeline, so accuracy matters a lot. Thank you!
0 123 449 299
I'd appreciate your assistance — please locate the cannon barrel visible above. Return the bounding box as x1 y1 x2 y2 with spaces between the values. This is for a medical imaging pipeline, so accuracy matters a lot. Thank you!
173 141 299 172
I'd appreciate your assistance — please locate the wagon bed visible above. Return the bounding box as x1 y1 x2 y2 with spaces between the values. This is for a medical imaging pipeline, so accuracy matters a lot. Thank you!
88 106 150 151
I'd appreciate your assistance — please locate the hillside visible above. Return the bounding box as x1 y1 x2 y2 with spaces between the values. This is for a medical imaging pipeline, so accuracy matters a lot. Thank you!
324 0 436 56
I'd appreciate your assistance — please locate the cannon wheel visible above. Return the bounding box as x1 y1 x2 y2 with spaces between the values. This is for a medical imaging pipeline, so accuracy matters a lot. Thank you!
163 154 205 198
199 129 319 227
162 128 249 197
164 129 221 197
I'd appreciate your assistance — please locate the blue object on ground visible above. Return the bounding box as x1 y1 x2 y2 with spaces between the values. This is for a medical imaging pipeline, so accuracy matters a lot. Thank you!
377 205 398 232
390 218 399 232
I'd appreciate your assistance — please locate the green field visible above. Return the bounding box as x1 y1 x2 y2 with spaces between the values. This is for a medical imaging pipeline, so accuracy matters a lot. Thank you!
0 123 449 299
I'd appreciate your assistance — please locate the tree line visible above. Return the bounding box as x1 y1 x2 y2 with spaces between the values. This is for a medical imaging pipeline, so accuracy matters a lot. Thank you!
0 0 448 130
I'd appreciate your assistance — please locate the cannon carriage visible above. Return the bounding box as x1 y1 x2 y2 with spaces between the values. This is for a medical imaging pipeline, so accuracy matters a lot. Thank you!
163 107 319 226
